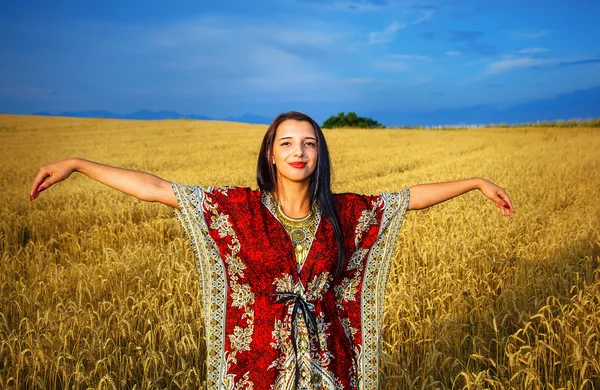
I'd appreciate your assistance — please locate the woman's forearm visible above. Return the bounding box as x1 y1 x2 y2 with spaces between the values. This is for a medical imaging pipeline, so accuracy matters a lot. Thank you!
408 178 483 210
407 177 514 216
73 158 172 203
30 158 178 208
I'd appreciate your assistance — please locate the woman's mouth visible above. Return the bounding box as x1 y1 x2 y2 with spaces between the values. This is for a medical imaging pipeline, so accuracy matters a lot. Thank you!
289 162 307 168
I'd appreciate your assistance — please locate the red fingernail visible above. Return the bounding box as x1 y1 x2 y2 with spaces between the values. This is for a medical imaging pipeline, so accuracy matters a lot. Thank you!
503 203 510 209
38 185 45 192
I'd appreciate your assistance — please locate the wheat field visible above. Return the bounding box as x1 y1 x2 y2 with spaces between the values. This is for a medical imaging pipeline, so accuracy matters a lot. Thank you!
0 114 599 389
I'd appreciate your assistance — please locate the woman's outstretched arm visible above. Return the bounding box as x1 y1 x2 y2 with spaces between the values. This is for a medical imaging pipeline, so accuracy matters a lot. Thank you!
408 177 514 216
29 158 178 208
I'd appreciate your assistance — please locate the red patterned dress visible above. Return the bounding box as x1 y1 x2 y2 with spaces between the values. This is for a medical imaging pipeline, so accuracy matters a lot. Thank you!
172 184 410 389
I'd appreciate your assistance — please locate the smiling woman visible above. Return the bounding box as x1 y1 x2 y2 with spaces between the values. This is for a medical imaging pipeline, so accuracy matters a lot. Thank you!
271 120 318 190
29 111 513 389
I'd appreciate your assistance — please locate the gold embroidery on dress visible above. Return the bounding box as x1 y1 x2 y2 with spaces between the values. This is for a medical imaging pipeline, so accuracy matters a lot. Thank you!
262 192 342 388
269 274 342 389
360 190 410 389
172 184 229 389
204 188 256 388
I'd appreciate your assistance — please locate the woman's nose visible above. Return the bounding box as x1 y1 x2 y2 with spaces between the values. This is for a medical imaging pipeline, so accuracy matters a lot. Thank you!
294 144 304 157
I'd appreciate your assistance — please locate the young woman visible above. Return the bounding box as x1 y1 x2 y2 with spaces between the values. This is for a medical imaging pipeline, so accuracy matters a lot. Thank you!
30 111 513 389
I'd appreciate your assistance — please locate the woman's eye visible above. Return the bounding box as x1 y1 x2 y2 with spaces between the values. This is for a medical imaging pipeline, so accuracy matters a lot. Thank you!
280 142 291 146
305 142 316 147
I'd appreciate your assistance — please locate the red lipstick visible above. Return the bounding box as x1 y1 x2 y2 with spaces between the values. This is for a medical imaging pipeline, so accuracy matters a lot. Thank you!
289 162 307 168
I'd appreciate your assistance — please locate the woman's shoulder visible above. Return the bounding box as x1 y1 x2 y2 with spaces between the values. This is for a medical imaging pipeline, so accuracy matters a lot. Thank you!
333 192 381 212
171 183 261 204
201 186 262 203
334 189 410 212
334 192 379 203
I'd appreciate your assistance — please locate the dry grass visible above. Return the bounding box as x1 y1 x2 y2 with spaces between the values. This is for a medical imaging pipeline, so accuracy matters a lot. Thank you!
1 114 599 389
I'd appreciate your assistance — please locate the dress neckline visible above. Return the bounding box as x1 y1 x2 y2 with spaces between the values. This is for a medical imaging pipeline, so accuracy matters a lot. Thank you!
261 191 322 275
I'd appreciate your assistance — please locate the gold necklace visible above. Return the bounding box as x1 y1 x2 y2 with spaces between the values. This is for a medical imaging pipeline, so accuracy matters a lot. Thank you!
276 203 319 268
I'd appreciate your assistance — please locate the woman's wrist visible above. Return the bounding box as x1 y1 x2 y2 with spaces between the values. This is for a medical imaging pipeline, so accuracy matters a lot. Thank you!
472 177 486 190
69 157 85 172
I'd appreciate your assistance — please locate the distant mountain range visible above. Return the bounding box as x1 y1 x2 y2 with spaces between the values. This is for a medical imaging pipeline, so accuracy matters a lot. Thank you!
33 110 274 125
31 85 600 127
370 85 600 127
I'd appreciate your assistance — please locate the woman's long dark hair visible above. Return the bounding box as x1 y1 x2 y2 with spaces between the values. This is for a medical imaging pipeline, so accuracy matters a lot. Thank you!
257 111 345 276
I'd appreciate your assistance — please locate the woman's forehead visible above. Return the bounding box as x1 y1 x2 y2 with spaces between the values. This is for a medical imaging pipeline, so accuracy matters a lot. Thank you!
275 119 316 139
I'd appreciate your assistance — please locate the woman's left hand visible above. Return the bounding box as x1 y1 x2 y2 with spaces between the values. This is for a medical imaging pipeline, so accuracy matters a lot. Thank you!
478 179 514 217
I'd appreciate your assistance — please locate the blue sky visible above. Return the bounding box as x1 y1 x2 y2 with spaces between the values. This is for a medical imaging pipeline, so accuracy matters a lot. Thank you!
1 0 599 125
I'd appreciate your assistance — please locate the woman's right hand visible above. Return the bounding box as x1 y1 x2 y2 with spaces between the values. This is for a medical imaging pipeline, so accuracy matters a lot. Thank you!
30 158 78 201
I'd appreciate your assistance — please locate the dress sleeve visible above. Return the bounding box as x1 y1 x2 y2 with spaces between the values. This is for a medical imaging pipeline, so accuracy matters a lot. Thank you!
377 188 411 237
171 183 210 252
334 188 410 389
170 183 225 318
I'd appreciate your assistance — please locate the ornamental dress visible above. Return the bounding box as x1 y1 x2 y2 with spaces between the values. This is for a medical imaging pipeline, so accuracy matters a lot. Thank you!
171 184 410 390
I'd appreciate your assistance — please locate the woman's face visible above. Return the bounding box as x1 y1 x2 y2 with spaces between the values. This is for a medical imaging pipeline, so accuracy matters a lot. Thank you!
271 119 318 186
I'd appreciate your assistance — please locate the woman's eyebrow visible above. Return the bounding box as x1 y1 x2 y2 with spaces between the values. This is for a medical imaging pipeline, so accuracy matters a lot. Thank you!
277 136 317 141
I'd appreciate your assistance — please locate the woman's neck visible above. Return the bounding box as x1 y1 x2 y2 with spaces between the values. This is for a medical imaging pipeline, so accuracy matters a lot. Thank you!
275 180 311 218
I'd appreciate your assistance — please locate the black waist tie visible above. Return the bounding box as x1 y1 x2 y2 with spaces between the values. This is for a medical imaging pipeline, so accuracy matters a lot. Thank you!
271 292 321 389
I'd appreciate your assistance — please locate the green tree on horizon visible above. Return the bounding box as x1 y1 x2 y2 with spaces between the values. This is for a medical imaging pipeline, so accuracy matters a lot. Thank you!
322 112 384 129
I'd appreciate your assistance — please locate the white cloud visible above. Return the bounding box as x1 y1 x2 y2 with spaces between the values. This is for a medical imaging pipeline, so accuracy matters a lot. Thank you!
341 77 379 85
147 18 346 52
407 75 433 85
515 47 549 54
131 15 381 102
270 29 344 47
413 9 435 25
445 51 461 56
369 22 405 44
143 16 351 77
486 57 550 74
392 54 430 60
331 0 385 12
149 23 227 48
373 61 409 71
286 0 398 13
509 29 552 39
244 44 324 85
286 0 438 15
